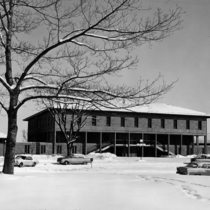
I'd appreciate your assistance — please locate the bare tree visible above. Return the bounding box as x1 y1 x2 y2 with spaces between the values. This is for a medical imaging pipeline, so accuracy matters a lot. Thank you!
0 0 183 174
44 99 94 156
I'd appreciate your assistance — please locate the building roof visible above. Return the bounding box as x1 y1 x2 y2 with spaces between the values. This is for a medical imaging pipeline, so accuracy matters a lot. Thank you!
24 103 210 121
122 103 210 117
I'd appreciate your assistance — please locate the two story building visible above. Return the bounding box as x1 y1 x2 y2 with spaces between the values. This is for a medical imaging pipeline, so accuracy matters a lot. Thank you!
23 103 210 157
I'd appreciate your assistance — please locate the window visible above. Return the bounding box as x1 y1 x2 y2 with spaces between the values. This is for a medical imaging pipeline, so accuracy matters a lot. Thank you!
57 145 62 154
148 118 152 128
174 119 177 129
161 119 165 129
106 116 111 126
92 116 97 126
41 145 46 154
198 121 202 130
121 117 125 127
25 145 30 154
134 118 138 127
77 116 82 125
72 146 77 153
186 120 190 130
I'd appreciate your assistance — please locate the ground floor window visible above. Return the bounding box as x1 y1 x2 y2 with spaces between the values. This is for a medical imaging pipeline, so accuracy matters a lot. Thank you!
25 145 30 154
57 145 62 154
41 145 46 154
72 145 77 153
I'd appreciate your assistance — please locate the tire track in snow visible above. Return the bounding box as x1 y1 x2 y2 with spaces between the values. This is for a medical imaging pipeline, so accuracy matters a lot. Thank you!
136 175 210 204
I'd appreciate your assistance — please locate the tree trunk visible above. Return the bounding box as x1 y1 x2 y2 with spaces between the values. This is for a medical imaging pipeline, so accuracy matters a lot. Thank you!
2 109 18 174
67 142 74 156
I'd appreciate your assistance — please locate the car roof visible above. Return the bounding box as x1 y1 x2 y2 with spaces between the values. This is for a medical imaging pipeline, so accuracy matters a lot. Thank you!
73 154 85 157
16 155 32 158
190 161 210 166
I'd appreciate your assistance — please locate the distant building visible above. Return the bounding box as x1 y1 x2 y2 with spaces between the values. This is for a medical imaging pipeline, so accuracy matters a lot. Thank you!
0 132 6 156
22 103 210 157
0 132 6 143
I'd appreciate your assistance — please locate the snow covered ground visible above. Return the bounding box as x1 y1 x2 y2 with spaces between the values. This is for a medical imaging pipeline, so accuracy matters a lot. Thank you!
0 153 210 210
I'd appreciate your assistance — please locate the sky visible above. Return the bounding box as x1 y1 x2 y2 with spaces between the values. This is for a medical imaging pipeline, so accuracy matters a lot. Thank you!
1 0 210 141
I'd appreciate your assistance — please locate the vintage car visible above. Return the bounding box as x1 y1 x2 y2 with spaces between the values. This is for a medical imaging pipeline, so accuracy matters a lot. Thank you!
14 155 39 167
176 162 210 175
57 154 93 165
190 154 210 163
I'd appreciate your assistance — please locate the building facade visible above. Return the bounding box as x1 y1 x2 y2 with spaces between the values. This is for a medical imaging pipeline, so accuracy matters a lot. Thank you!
21 103 210 157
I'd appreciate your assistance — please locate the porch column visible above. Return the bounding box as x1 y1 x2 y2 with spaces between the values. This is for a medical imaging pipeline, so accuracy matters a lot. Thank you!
192 136 195 155
196 136 199 155
114 132 116 155
155 134 157 157
84 132 87 155
53 130 56 154
128 133 130 157
180 135 183 155
167 134 170 155
204 135 207 154
99 132 102 153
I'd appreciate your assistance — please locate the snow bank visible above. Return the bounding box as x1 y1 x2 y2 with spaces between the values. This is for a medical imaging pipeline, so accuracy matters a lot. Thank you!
87 152 117 161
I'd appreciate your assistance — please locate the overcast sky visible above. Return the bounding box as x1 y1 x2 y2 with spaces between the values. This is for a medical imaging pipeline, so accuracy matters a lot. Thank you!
1 0 210 141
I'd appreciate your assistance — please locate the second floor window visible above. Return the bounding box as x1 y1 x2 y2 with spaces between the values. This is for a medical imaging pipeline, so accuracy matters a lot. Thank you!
77 116 82 125
92 116 97 126
148 118 152 128
106 116 111 126
198 121 202 130
161 119 165 129
121 117 125 127
186 120 190 130
174 119 177 129
134 118 138 127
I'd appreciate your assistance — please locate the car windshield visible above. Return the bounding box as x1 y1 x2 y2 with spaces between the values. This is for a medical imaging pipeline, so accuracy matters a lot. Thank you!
72 154 85 158
16 156 26 159
62 156 72 158
187 163 198 168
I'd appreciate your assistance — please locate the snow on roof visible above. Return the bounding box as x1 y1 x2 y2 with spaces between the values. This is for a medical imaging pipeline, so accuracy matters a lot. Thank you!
24 103 210 121
102 103 210 117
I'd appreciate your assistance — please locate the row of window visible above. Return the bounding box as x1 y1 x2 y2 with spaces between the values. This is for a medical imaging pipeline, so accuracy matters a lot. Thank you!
56 145 77 154
25 144 78 155
91 116 203 130
25 145 45 154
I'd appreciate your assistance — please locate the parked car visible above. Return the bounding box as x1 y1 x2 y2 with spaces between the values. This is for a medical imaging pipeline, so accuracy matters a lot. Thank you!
14 155 39 167
190 154 210 163
177 162 210 175
57 154 93 165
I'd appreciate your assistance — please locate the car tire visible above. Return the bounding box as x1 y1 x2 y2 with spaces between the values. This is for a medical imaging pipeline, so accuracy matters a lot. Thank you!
32 162 36 167
64 161 69 165
19 162 23 167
